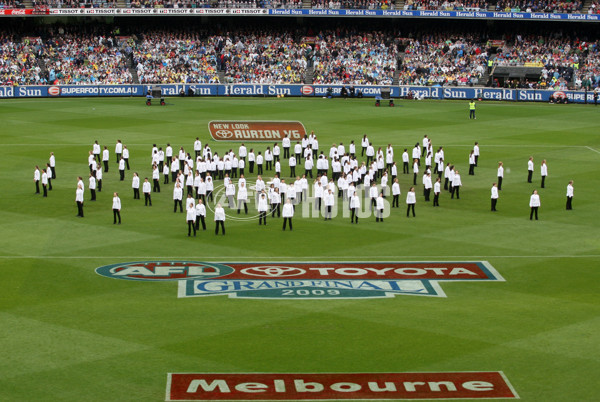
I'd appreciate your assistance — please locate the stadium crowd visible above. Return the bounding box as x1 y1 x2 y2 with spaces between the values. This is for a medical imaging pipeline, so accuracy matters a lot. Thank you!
403 0 488 11
312 31 397 85
1 26 599 89
133 30 219 84
494 0 583 13
311 0 396 9
397 34 488 86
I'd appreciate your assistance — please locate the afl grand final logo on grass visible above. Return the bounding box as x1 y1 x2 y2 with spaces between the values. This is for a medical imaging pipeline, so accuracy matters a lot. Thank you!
95 261 505 299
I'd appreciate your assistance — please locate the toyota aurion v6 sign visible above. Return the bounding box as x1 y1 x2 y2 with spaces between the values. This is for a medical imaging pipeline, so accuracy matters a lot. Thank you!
208 121 306 141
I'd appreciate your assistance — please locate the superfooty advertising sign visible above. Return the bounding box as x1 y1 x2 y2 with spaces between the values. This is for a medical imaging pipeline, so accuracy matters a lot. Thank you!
95 261 505 299
166 372 519 400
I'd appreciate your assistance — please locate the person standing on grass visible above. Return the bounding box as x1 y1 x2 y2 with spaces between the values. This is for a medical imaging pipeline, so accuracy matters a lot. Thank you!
451 169 462 199
258 192 269 226
173 183 183 213
350 190 360 224
49 152 56 178
392 178 401 208
196 198 206 231
102 146 109 173
132 173 140 199
89 173 96 201
469 99 476 119
112 192 121 224
115 140 123 163
406 187 416 217
123 146 130 170
119 157 126 181
75 183 84 217
433 177 441 207
41 169 49 197
187 201 196 237
237 181 248 214
529 190 540 220
143 178 152 206
527 157 534 183
402 148 409 174
152 164 160 192
93 140 101 162
34 165 41 194
282 198 294 231
423 172 432 201
88 150 95 174
491 183 499 211
413 158 419 186
540 159 548 188
95 162 102 192
45 163 53 191
468 150 476 175
375 192 384 222
497 162 504 190
214 203 226 235
566 180 574 210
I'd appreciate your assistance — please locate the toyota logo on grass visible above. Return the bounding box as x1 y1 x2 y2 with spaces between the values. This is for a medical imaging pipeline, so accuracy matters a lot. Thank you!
241 266 307 277
214 129 234 139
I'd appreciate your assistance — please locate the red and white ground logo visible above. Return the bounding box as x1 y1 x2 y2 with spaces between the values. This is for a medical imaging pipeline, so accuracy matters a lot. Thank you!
301 85 314 96
166 372 519 401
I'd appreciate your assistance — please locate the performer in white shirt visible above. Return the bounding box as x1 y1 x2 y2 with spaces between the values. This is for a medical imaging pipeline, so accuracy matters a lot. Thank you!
132 173 140 199
34 166 40 194
406 187 416 217
214 203 226 235
123 146 130 170
392 178 401 208
89 173 96 201
49 151 57 178
112 192 121 224
75 183 84 217
540 159 548 188
566 180 574 210
115 139 123 163
433 177 441 207
324 189 335 220
254 190 267 225
282 198 294 231
93 140 101 162
173 183 183 213
195 199 206 230
527 157 534 183
143 178 152 206
451 169 462 199
186 201 197 236
473 142 480 166
41 169 49 197
350 191 360 224
491 182 499 211
529 190 540 220
375 193 385 222
119 157 126 181
497 161 504 190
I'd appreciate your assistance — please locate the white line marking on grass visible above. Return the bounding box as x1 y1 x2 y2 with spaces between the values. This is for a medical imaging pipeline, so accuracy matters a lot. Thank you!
0 255 598 259
585 146 600 154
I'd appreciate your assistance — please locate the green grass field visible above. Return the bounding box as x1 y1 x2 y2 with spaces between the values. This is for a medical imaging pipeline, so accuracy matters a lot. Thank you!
0 97 598 401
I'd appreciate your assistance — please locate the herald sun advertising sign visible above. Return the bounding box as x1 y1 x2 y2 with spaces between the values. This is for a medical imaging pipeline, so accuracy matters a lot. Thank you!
95 261 505 299
166 372 519 400
208 121 307 142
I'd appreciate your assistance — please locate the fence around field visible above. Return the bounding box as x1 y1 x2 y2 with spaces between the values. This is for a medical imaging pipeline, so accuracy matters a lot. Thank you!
0 84 597 104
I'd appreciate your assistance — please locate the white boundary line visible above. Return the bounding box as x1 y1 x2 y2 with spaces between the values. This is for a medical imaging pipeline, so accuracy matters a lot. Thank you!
0 255 597 259
585 146 600 154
